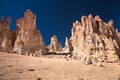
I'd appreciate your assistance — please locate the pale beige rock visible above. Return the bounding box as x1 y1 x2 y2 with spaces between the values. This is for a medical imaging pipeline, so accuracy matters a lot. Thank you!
70 14 120 63
48 35 62 52
14 9 46 55
63 37 73 52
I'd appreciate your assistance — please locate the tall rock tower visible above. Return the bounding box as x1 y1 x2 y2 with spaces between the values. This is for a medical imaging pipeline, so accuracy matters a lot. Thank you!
48 35 62 52
14 9 46 54
0 16 14 51
70 14 120 63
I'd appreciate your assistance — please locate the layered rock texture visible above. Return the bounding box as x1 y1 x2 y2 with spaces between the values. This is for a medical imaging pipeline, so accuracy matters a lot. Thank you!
70 14 120 63
13 9 46 54
0 16 14 51
48 35 62 52
0 9 120 64
63 37 73 53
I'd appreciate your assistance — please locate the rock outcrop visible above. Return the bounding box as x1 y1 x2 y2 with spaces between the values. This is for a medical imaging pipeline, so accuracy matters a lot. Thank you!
13 9 46 55
0 16 14 51
63 37 73 53
0 9 120 64
48 35 62 52
70 14 120 64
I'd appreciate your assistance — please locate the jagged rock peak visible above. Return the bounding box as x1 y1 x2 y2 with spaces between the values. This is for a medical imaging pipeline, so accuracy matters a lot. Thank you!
63 37 73 52
51 35 58 41
0 16 12 29
14 9 46 55
108 19 114 27
1 16 5 24
94 15 102 21
25 9 33 13
0 16 14 51
16 9 36 31
70 14 120 64
48 35 62 52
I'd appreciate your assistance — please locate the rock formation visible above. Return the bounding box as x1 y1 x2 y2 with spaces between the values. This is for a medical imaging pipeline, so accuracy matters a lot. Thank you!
13 9 46 55
63 37 73 53
0 16 14 51
70 14 120 64
48 35 62 52
0 9 120 64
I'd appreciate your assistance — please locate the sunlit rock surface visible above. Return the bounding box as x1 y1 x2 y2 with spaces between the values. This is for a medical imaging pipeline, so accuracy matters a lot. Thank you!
63 37 73 53
0 10 120 64
0 16 14 51
13 9 46 54
70 14 120 63
48 35 62 52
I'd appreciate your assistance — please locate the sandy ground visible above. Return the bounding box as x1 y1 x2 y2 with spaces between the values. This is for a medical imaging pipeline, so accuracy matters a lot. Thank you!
0 52 120 80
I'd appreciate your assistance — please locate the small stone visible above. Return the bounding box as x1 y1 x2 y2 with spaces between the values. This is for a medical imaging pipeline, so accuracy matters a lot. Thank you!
78 78 84 80
35 75 42 80
15 69 23 73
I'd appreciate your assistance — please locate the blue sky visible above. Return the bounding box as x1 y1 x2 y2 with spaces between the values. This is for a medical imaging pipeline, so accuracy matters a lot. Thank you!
0 0 120 46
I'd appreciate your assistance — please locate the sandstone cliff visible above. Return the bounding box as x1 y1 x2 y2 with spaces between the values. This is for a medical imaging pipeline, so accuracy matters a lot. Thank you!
13 9 46 55
0 9 120 64
0 16 14 51
70 14 120 64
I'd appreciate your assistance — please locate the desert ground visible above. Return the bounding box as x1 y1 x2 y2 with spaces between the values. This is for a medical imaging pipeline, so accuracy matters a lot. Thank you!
0 51 120 80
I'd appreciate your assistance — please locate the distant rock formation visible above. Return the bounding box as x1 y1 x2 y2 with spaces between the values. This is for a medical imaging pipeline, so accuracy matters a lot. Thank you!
0 16 14 51
70 14 120 64
48 35 62 52
13 9 46 55
63 37 73 53
0 9 120 64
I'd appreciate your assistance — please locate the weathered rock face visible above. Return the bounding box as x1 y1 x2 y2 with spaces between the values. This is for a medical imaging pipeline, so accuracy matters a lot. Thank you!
0 16 14 51
48 35 62 52
14 9 46 54
70 14 120 63
63 37 73 53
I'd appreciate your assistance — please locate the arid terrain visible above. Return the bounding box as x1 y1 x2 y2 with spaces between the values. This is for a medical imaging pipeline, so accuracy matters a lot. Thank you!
0 52 120 80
